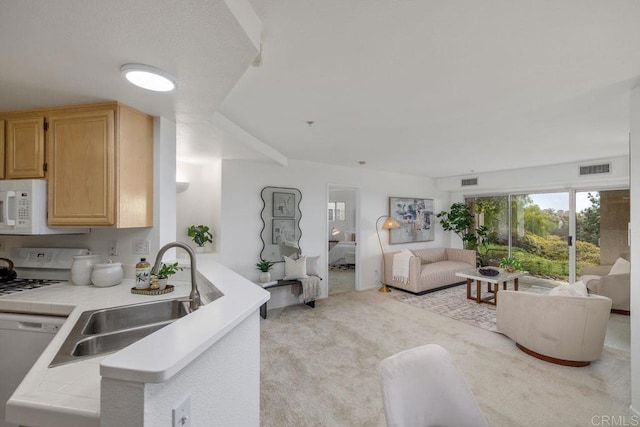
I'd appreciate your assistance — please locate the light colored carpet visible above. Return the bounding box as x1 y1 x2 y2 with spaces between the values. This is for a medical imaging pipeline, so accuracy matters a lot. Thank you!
328 266 355 295
260 289 630 427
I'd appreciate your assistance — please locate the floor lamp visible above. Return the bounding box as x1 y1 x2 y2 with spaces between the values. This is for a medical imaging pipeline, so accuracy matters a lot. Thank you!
376 215 400 292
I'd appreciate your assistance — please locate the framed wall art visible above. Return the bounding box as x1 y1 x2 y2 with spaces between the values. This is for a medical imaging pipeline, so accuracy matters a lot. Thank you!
389 197 435 244
272 219 296 244
273 192 295 217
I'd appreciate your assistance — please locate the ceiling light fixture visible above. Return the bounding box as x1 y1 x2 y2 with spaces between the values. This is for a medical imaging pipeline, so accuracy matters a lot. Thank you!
120 63 177 92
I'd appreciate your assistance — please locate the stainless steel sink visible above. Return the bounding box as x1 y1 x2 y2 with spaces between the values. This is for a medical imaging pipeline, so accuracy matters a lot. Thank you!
82 299 190 335
50 299 192 367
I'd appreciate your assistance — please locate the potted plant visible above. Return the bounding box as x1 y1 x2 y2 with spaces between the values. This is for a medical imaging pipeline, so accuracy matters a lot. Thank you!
499 256 523 273
151 262 184 290
437 203 488 265
188 225 213 253
256 259 275 283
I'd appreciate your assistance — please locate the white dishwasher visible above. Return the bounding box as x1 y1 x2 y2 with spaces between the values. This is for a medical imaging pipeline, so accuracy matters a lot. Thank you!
0 312 65 427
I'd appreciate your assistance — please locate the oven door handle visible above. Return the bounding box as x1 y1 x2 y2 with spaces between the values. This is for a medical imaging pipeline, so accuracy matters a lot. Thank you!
5 190 15 227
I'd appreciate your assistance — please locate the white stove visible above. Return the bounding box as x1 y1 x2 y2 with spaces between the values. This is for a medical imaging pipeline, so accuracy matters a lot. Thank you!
0 247 90 296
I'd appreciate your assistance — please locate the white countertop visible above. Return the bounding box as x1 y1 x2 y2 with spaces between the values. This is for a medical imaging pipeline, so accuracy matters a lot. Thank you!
1 254 270 427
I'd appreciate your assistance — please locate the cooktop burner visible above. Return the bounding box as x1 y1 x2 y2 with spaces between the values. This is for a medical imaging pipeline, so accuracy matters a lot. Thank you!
0 279 63 296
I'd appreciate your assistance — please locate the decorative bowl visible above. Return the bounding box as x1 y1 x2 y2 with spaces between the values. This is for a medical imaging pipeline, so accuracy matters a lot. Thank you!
478 267 500 277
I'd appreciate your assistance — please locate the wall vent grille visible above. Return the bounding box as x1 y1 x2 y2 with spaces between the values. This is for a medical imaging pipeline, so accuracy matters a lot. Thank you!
579 163 611 176
461 177 478 186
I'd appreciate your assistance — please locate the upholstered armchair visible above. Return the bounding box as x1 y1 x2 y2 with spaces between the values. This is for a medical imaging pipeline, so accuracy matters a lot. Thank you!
497 290 612 366
580 263 630 314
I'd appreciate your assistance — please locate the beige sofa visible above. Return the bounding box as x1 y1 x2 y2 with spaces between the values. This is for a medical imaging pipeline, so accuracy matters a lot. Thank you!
497 290 612 366
383 248 476 294
580 264 630 314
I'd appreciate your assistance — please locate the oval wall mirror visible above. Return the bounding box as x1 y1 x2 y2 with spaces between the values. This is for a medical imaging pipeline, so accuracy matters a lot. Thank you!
260 186 302 263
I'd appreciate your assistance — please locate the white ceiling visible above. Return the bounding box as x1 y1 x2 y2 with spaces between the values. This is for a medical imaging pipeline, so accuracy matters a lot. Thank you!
2 1 640 178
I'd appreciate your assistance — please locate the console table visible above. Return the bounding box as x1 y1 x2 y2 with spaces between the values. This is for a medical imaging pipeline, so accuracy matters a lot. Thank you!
258 279 316 319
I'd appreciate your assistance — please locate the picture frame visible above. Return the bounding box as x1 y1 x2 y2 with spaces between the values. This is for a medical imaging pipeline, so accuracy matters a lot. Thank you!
273 192 295 217
272 219 295 244
389 197 435 244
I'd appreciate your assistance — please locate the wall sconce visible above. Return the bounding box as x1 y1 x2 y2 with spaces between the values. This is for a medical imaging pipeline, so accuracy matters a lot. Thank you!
176 181 190 193
331 227 341 236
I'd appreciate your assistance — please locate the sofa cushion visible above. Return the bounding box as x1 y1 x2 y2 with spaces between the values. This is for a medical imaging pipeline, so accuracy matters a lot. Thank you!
414 248 447 263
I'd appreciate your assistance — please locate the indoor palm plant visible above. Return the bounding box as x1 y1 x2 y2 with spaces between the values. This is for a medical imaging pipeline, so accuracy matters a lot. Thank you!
256 259 275 283
188 225 213 252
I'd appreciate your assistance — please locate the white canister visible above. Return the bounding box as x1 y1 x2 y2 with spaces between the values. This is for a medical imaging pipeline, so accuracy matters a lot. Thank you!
91 260 124 287
71 254 102 286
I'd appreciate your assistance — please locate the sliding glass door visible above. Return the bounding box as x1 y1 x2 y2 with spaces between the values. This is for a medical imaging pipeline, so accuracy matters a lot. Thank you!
575 189 630 278
469 189 629 286
511 192 570 284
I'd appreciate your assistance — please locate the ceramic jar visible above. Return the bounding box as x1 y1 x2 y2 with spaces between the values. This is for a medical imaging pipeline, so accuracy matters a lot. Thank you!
91 260 124 287
71 254 102 286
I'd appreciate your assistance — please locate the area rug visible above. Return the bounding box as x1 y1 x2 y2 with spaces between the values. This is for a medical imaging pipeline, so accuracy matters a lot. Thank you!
394 284 548 332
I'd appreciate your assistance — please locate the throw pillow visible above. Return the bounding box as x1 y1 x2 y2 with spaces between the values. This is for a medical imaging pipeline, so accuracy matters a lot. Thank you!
609 257 631 275
284 255 308 280
549 282 588 297
571 280 589 297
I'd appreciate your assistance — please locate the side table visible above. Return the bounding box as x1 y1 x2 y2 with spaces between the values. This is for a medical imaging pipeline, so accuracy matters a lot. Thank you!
258 279 316 319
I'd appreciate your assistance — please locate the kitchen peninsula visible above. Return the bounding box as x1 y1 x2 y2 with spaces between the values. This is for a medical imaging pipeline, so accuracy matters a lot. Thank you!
1 255 269 427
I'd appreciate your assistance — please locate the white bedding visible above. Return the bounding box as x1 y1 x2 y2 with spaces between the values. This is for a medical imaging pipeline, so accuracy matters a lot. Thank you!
329 241 356 265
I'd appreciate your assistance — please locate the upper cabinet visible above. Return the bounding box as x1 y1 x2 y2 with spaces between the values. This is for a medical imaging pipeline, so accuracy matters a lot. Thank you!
0 102 154 228
4 114 45 179
47 103 153 228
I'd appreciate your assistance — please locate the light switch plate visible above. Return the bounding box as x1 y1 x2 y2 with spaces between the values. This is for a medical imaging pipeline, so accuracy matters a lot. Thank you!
172 396 191 427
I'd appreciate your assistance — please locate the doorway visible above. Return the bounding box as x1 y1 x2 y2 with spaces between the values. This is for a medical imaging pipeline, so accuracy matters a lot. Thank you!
327 185 359 294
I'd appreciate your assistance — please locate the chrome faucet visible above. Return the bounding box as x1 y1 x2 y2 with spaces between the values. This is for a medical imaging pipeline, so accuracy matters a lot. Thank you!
151 242 201 311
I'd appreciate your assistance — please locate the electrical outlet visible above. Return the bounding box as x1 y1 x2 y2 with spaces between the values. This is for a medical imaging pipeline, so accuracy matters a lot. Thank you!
172 396 191 427
108 240 118 256
133 239 150 254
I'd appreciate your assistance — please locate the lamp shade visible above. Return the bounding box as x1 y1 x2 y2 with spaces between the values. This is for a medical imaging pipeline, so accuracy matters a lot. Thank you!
381 217 400 230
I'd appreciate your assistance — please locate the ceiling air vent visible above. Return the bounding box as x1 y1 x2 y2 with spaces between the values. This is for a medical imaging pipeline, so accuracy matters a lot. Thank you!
461 177 478 187
579 163 611 176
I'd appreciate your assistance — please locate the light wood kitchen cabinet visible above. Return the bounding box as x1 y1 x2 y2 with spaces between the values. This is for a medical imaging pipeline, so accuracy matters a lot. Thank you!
47 102 153 228
0 120 4 179
4 114 46 179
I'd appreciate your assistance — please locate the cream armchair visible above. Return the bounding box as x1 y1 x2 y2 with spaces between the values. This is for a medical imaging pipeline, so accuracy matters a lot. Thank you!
497 290 612 366
580 264 630 314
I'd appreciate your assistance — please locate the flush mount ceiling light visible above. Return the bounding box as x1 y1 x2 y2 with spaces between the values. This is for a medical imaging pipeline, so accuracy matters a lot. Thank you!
120 63 177 92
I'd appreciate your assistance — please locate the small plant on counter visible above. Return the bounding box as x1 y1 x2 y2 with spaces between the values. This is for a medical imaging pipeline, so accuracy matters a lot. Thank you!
188 225 213 247
256 259 275 272
499 256 523 273
156 262 184 279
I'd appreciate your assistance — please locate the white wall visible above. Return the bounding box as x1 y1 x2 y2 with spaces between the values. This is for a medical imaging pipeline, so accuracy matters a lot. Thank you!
176 160 221 252
630 85 640 415
438 155 629 195
218 159 448 309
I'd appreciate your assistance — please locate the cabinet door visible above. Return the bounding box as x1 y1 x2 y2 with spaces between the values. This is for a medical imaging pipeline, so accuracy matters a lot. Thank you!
48 109 115 226
0 120 5 179
5 116 45 178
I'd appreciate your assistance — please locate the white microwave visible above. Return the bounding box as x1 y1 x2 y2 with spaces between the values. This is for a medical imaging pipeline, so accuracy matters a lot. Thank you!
0 180 88 235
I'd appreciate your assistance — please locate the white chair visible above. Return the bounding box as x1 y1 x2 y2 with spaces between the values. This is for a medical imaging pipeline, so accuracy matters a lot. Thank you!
379 344 488 427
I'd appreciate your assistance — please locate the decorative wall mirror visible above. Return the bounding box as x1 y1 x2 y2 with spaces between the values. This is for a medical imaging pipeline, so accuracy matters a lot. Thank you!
260 186 302 263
